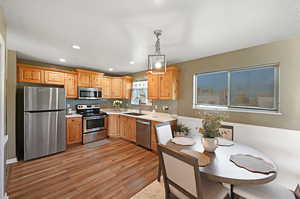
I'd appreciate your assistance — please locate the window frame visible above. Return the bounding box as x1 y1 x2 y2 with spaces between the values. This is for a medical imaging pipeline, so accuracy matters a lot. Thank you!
193 64 279 113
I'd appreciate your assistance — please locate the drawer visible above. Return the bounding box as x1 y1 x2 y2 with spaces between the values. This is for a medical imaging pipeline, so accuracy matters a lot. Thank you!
83 130 108 144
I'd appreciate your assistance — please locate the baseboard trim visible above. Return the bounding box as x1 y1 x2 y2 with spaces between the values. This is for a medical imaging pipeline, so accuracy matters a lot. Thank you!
6 158 17 164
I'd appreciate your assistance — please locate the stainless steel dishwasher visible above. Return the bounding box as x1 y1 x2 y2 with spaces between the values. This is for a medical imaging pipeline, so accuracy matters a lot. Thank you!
136 119 151 149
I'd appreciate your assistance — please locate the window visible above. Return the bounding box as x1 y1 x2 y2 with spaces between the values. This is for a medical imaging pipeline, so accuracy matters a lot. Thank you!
196 72 228 106
193 65 279 112
131 81 152 105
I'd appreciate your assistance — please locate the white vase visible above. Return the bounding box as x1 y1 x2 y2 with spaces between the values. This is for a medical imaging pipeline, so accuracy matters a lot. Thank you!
202 137 219 152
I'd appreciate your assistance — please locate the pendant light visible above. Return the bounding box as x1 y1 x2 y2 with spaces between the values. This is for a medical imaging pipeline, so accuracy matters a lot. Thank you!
148 29 166 74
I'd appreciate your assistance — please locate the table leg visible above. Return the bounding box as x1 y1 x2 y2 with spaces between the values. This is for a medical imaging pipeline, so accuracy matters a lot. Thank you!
230 184 235 199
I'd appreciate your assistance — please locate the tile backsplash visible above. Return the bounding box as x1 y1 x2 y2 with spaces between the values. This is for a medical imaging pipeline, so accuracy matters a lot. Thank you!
66 98 114 110
123 99 178 114
67 98 178 114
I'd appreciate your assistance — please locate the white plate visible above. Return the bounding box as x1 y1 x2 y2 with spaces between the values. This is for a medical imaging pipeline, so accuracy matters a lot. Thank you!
171 137 195 146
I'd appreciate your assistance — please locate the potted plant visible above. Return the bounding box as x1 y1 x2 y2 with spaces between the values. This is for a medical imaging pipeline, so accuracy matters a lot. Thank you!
112 100 123 111
174 124 191 137
199 112 224 152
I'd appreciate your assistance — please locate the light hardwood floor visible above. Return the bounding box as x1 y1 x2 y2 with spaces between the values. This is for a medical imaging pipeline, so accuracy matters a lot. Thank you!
7 139 158 199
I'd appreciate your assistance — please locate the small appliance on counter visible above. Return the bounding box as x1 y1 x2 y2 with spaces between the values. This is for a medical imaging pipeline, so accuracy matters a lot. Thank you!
76 104 108 144
16 86 66 161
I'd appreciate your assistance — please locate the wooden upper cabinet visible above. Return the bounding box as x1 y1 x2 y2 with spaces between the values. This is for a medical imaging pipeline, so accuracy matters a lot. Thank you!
122 76 133 99
64 73 78 98
102 77 112 98
44 70 65 85
147 66 179 100
111 77 123 98
91 72 104 88
147 73 159 100
76 69 91 87
17 64 44 83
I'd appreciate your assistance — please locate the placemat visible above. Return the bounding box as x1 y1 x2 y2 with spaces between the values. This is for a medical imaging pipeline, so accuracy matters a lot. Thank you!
181 149 210 167
171 137 195 146
230 154 276 174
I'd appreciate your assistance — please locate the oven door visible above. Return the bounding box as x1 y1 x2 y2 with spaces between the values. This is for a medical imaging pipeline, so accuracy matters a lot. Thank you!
83 116 106 133
79 87 100 99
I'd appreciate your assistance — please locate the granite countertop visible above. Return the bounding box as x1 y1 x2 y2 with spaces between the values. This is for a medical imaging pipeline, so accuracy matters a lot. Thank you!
65 114 82 118
101 108 178 123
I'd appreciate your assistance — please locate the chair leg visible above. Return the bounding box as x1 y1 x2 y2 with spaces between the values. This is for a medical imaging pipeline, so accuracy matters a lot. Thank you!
157 160 162 182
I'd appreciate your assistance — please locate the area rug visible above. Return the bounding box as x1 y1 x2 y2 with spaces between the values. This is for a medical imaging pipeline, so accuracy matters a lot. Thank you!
131 180 165 199
85 139 110 148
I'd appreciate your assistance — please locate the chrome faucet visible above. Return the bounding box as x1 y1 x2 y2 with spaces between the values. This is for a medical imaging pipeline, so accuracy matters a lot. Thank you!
138 99 142 114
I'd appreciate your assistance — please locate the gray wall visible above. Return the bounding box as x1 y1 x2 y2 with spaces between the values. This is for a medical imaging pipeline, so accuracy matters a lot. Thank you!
6 50 16 159
175 36 300 131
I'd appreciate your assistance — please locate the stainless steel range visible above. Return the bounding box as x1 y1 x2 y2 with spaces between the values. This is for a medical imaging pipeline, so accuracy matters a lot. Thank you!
76 105 108 144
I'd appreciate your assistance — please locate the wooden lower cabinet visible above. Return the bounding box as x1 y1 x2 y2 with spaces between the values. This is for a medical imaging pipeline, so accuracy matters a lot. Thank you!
151 121 160 152
150 120 177 153
119 115 136 142
67 117 82 145
108 114 120 137
107 114 176 150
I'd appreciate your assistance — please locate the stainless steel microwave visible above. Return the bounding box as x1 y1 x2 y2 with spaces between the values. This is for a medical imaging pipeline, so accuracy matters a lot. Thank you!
78 87 102 99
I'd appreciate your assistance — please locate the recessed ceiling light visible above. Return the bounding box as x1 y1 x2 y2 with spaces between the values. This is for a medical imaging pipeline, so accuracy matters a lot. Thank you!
59 58 66 63
108 68 114 71
72 44 80 50
129 61 135 65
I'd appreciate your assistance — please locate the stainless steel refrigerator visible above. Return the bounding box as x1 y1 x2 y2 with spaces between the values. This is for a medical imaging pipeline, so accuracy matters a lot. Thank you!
16 86 66 161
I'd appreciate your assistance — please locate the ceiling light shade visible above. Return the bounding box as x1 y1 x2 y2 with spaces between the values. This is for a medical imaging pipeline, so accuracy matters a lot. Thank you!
108 68 114 71
148 30 166 74
59 58 66 62
72 44 80 49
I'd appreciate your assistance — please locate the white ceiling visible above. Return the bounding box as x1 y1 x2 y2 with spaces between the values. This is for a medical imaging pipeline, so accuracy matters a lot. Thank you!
2 0 300 74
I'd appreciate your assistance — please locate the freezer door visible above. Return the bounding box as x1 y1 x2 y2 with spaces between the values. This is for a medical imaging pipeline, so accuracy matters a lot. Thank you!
24 111 66 160
24 87 65 111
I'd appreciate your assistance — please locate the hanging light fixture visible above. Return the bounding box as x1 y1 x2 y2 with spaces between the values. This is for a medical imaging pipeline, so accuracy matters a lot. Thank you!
148 29 166 74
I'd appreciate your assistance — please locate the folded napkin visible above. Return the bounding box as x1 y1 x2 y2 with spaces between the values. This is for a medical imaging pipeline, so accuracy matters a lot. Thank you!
230 154 276 174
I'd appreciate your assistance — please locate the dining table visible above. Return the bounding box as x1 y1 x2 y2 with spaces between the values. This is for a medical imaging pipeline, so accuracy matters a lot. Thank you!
166 136 278 198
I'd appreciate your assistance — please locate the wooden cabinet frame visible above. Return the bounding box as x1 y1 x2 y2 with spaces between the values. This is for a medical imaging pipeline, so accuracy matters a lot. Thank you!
147 66 179 100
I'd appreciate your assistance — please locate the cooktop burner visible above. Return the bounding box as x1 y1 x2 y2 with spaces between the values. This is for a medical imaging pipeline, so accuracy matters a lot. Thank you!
81 112 107 117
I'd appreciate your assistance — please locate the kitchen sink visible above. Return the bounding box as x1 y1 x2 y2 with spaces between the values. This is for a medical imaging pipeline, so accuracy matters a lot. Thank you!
123 112 145 116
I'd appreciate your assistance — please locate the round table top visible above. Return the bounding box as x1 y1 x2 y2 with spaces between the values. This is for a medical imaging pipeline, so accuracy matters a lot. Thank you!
167 136 277 185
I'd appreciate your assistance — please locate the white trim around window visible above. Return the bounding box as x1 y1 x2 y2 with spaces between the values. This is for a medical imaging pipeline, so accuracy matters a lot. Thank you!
193 63 280 114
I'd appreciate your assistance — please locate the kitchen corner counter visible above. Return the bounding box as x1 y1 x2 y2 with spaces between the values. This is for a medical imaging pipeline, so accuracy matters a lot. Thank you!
65 114 82 118
101 108 177 123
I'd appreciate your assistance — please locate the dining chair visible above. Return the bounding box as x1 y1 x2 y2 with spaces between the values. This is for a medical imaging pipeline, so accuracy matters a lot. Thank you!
158 144 229 199
233 182 299 199
155 122 173 182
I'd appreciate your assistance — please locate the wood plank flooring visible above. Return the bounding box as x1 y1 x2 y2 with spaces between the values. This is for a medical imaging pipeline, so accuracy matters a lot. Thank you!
7 139 159 199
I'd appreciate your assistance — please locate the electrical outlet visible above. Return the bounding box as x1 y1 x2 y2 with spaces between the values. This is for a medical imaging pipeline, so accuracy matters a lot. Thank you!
162 105 169 111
